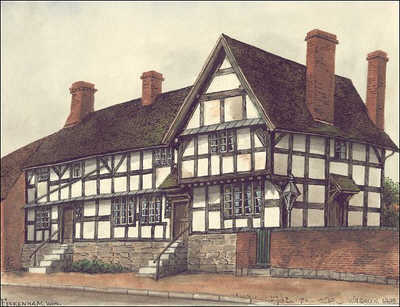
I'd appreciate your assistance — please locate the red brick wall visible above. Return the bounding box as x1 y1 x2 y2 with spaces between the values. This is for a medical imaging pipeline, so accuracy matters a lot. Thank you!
270 229 399 278
236 232 257 269
2 174 26 271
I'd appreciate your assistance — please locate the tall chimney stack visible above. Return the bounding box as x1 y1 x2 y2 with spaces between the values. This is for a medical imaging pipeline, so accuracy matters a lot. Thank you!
366 50 388 131
140 71 164 106
65 81 97 128
305 29 339 125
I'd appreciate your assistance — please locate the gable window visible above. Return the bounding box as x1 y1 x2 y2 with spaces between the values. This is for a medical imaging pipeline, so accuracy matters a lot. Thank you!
223 181 263 218
112 196 135 226
335 140 347 160
37 168 49 182
35 208 50 230
209 130 234 154
153 148 173 167
72 163 82 178
141 196 162 225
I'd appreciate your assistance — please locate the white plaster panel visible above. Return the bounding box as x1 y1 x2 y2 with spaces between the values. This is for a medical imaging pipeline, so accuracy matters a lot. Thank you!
308 185 325 203
50 168 58 181
349 191 364 207
274 153 287 175
293 134 306 152
27 225 34 241
225 95 243 122
237 154 251 172
98 221 110 239
36 231 43 241
130 175 139 191
235 219 247 227
208 185 220 204
265 181 280 200
100 158 111 174
174 149 178 164
204 99 220 126
51 224 58 236
83 221 95 239
75 223 81 239
114 177 127 192
369 148 380 164
330 162 348 176
237 128 251 150
264 207 280 227
186 104 200 130
85 159 97 175
142 174 152 190
143 151 153 169
192 210 205 231
61 167 70 180
254 134 264 148
27 188 35 203
307 209 324 227
115 155 127 173
98 199 111 215
37 182 47 199
100 178 112 194
224 219 233 229
292 155 305 178
198 134 209 155
156 167 170 188
310 136 325 155
51 206 58 219
193 187 206 208
128 226 138 238
352 165 365 185
369 167 381 187
253 218 261 228
275 134 289 149
114 227 125 238
84 201 96 216
43 230 49 241
183 139 195 157
348 211 362 226
49 189 59 202
368 192 381 208
27 209 35 221
211 155 220 176
154 225 164 238
222 156 234 174
71 181 82 197
198 158 209 177
130 152 140 171
330 139 335 157
352 143 366 161
309 158 325 179
206 73 241 93
220 57 231 69
367 212 380 226
181 160 194 178
254 151 266 170
208 212 221 229
291 208 303 227
296 184 303 201
84 180 96 196
246 97 260 119
60 186 69 200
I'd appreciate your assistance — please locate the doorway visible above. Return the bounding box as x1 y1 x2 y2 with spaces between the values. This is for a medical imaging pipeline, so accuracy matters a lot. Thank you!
62 206 74 243
173 202 189 240
327 193 349 227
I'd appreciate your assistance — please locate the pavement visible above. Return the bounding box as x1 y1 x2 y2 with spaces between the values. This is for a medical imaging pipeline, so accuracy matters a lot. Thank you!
1 271 399 305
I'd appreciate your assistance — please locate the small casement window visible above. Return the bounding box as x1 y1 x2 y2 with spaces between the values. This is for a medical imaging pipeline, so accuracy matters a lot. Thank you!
141 196 162 225
253 181 262 214
37 168 49 182
35 208 50 230
153 148 173 167
335 140 347 160
164 198 172 218
72 163 82 178
112 196 135 226
74 205 84 222
209 130 234 154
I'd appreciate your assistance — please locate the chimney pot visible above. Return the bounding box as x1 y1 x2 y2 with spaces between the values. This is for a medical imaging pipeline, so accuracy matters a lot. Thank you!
64 81 97 128
140 71 164 106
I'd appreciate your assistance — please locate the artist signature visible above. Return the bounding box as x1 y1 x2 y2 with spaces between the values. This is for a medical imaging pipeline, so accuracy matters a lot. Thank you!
0 298 61 306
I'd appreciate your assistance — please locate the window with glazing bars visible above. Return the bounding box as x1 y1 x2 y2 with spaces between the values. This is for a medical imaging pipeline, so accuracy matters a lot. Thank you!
335 140 347 159
37 168 49 182
209 130 234 154
112 196 135 226
141 197 162 224
153 148 173 167
35 208 50 230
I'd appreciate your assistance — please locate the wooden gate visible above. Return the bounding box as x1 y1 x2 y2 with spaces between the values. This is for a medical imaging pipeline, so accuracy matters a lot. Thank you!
256 228 271 267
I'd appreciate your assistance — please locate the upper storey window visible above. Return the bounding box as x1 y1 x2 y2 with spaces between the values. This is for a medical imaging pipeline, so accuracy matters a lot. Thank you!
153 148 173 167
37 168 49 182
335 140 347 160
209 130 234 154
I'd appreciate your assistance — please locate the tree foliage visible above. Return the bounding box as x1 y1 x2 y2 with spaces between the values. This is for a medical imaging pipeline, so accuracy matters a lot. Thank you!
381 177 399 228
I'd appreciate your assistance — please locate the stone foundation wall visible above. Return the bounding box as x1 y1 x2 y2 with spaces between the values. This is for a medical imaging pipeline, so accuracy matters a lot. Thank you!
187 233 236 273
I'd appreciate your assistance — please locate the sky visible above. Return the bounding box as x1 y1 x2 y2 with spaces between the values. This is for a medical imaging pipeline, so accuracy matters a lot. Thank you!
1 1 399 181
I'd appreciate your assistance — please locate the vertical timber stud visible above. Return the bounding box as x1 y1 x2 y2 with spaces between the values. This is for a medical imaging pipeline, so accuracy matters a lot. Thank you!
348 142 353 178
260 179 265 228
250 129 255 172
127 153 131 192
304 135 310 227
242 94 247 120
219 184 224 230
111 155 115 194
94 200 99 240
324 137 330 226
82 162 85 197
205 186 209 233
266 131 272 173
200 101 204 127
194 136 198 177
287 134 293 175
233 130 238 173
139 151 143 190
96 158 100 195
363 145 370 226
220 99 225 123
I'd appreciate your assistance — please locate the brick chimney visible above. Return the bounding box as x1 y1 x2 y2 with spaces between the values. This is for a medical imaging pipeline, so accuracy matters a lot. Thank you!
305 29 339 124
366 50 389 131
140 71 164 106
64 81 97 128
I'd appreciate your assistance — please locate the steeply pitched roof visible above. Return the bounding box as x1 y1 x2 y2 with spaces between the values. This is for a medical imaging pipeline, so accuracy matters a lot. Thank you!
1 139 43 200
222 34 397 151
24 87 192 168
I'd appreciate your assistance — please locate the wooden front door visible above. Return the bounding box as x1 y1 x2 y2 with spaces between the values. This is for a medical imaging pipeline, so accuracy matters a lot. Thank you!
173 202 189 240
62 206 74 243
327 194 348 227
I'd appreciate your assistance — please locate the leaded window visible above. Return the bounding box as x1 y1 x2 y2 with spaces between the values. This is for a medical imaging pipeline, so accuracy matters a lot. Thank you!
74 205 84 221
141 196 162 225
335 140 347 160
153 148 173 167
37 168 49 182
35 208 50 230
209 130 234 154
165 198 172 218
112 196 135 226
253 181 262 214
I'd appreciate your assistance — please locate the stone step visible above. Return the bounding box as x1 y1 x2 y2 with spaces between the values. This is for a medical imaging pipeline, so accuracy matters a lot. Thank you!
147 258 169 267
170 242 181 248
52 249 67 255
138 266 157 274
160 253 174 261
29 266 53 274
248 268 271 276
39 260 58 267
43 254 63 261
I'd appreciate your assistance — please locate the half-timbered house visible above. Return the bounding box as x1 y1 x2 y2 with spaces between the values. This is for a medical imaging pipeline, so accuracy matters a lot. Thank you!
4 29 397 277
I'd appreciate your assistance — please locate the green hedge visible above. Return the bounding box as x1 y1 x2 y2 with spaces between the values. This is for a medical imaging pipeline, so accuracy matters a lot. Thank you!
67 259 129 274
